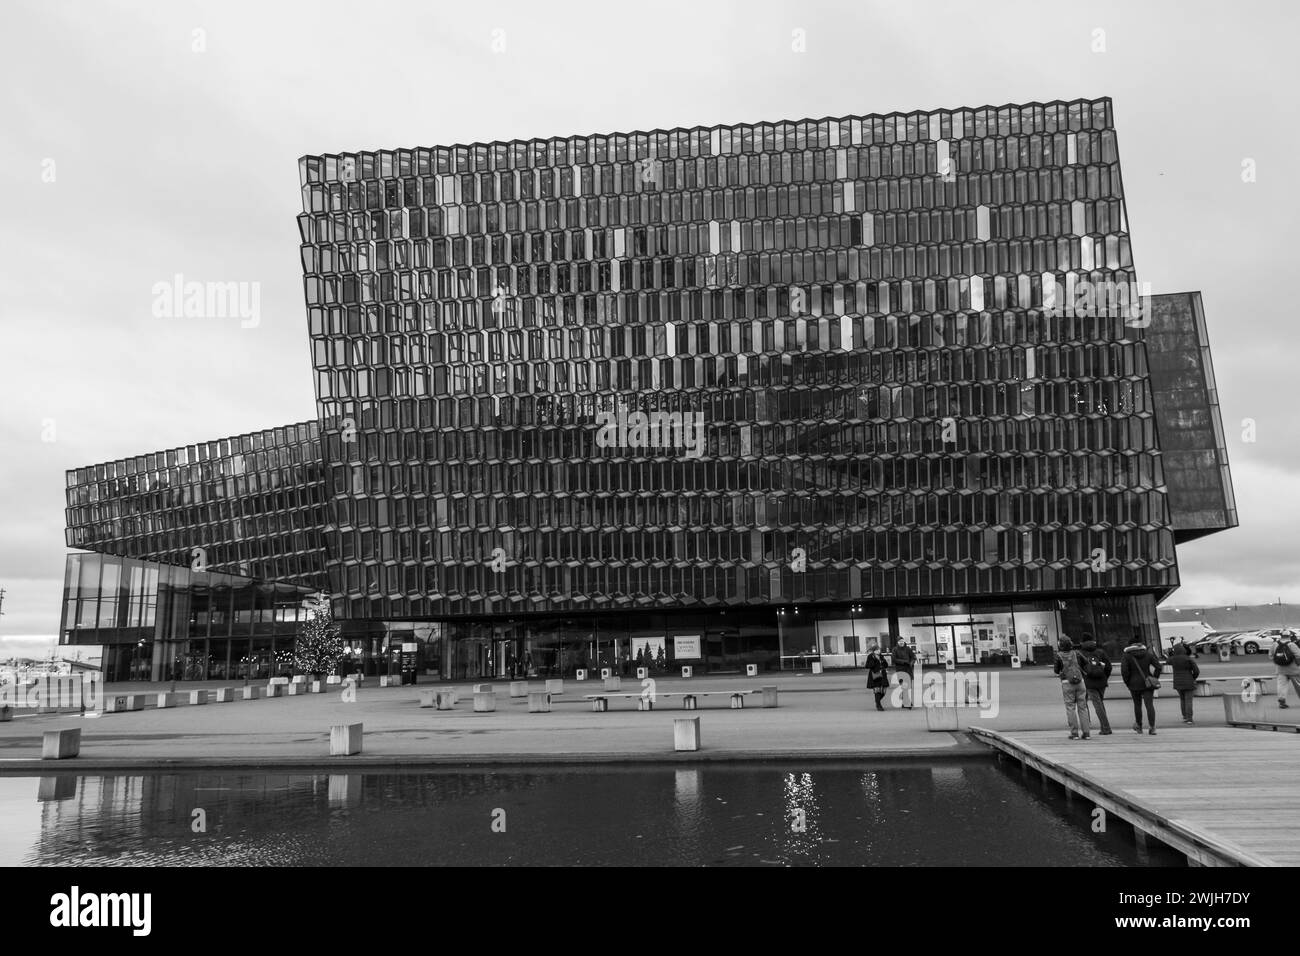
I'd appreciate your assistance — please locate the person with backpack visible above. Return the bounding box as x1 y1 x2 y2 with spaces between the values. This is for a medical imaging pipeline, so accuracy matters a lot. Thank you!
1168 640 1201 723
1120 639 1163 735
891 640 916 710
1079 635 1113 735
865 644 890 711
1052 637 1091 739
1272 629 1300 708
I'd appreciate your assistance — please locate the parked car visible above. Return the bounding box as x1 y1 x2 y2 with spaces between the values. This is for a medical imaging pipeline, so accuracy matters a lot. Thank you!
1240 628 1298 655
1195 629 1293 655
1188 631 1251 655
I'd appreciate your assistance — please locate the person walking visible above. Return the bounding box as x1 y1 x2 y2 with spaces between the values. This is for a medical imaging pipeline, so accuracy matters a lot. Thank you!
1079 635 1113 735
1120 638 1163 735
891 640 916 709
1053 638 1091 740
1271 629 1300 708
1168 641 1200 723
865 644 890 711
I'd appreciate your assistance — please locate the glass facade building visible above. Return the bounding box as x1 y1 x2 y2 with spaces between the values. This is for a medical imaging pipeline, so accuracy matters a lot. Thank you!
61 98 1233 679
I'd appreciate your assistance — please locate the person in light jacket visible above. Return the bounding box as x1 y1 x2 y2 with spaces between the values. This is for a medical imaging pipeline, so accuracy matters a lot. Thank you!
1120 640 1163 735
1167 641 1201 724
1272 630 1300 708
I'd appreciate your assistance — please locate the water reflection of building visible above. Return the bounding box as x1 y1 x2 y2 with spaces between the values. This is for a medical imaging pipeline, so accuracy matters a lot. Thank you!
59 101 1235 682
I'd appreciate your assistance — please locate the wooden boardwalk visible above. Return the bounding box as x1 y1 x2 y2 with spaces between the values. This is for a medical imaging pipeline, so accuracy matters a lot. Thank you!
970 726 1300 866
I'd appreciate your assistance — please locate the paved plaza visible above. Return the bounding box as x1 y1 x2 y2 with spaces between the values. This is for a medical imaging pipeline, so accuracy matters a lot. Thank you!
0 660 1282 769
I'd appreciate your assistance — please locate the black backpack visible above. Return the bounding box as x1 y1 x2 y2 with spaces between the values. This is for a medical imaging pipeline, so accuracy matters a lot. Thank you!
1273 641 1297 667
1085 655 1107 680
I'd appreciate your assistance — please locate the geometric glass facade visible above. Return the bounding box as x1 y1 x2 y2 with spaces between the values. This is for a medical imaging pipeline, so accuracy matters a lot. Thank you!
65 421 327 591
62 97 1231 680
298 96 1177 623
1145 291 1238 542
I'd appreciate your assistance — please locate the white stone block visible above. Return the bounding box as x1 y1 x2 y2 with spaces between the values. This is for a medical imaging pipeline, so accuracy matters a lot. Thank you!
188 690 208 706
527 692 551 713
925 704 961 731
509 681 528 698
674 717 701 752
681 666 693 678
42 728 80 760
545 679 564 695
330 723 363 756
473 692 496 713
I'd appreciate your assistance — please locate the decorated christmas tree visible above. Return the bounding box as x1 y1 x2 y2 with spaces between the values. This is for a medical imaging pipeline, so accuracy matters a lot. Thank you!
293 602 344 678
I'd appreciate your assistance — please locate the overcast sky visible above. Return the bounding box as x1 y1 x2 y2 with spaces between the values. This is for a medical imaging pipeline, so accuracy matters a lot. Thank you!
2 0 1297 659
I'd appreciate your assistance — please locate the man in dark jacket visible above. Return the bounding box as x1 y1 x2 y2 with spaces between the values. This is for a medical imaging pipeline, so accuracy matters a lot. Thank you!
1120 640 1163 735
1168 641 1201 723
1079 636 1113 735
891 640 916 709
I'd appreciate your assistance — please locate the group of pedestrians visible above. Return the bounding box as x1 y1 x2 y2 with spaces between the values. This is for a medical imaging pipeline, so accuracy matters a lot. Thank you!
1054 629 1300 738
1054 632 1182 738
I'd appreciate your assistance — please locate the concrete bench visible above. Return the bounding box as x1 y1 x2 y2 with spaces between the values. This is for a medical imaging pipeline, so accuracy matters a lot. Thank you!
265 683 284 698
188 690 208 706
473 691 496 713
582 690 765 712
419 690 438 708
215 687 236 703
287 682 307 696
242 686 262 701
528 691 552 713
1196 675 1275 698
103 694 143 713
510 681 528 698
154 692 182 709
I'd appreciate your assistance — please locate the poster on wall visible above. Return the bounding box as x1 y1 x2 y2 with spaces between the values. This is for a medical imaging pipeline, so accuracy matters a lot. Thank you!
673 635 701 660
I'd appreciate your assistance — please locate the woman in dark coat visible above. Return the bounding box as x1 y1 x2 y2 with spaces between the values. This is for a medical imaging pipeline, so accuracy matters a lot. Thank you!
865 645 890 711
1167 641 1201 724
1120 640 1163 735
